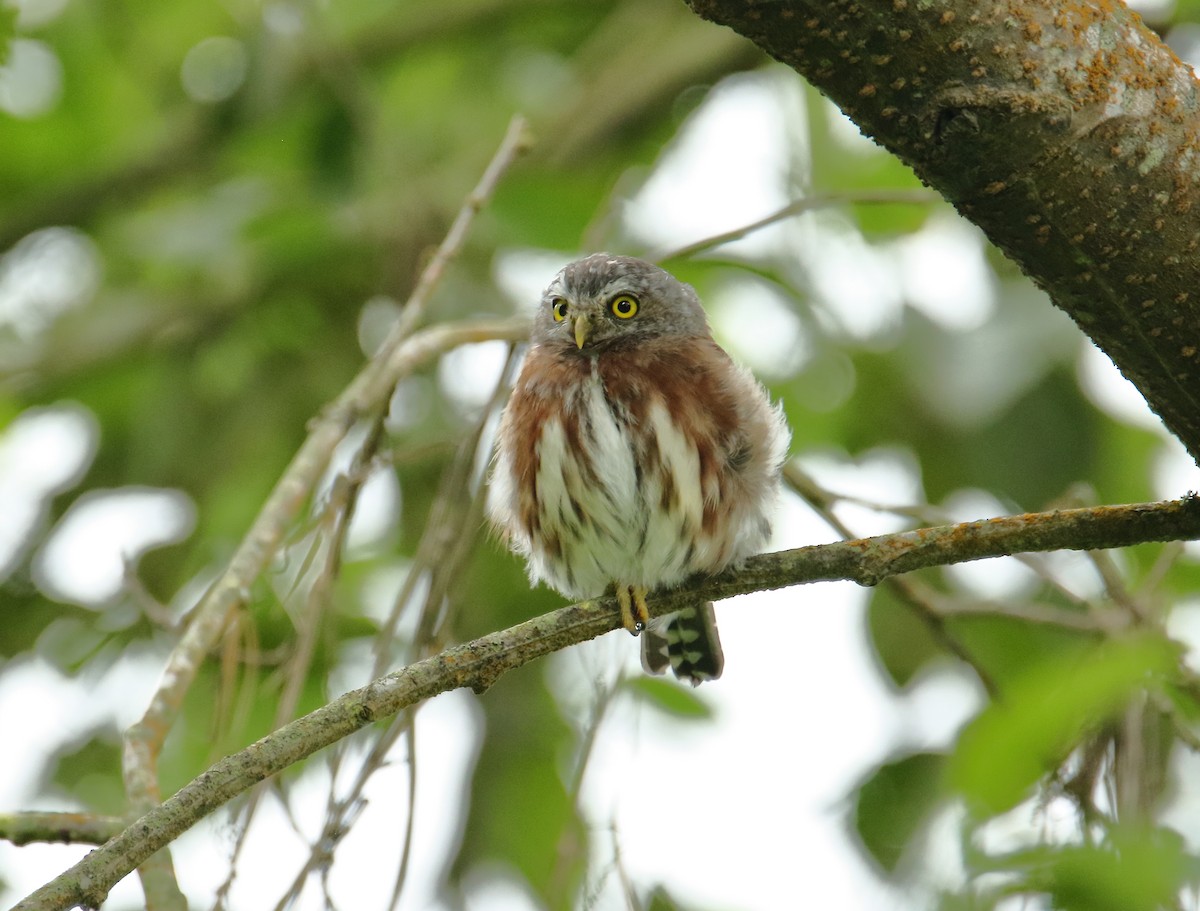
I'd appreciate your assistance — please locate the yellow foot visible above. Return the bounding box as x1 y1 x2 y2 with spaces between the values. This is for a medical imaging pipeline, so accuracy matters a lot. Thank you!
615 584 650 636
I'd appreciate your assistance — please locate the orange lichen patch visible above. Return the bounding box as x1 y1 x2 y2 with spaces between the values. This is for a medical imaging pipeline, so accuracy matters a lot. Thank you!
940 10 955 25
859 84 876 97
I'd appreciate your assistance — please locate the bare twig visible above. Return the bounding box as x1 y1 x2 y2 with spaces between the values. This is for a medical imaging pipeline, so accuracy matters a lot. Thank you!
121 112 530 839
649 188 937 262
14 496 1200 910
212 417 389 908
784 461 1000 691
0 813 123 847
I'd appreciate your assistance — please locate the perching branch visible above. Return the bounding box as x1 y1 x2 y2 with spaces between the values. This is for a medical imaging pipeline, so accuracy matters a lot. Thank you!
13 494 1200 911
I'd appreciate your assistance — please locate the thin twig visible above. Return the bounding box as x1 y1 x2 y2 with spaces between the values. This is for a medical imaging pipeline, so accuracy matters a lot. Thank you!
15 495 1200 911
385 720 419 911
784 461 999 691
119 115 529 830
0 813 124 847
213 416 388 908
649 188 938 262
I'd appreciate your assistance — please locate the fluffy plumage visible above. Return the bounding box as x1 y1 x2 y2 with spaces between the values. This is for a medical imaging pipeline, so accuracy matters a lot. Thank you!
488 254 789 684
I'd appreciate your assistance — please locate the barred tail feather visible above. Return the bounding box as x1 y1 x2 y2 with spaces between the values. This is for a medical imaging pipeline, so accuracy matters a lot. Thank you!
640 599 724 686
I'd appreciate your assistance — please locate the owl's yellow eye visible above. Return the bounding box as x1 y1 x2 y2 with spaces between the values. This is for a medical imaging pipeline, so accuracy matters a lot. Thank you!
551 298 568 322
610 294 638 319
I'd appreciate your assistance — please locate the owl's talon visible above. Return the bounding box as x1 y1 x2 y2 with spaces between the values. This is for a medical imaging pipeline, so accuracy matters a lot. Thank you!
616 584 651 636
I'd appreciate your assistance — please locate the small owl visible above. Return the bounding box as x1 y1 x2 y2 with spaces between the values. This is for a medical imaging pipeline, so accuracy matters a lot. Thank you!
488 254 790 684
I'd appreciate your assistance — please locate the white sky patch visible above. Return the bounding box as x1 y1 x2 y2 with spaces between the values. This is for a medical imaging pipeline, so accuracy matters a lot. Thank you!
1076 339 1164 432
708 275 809 378
893 216 995 332
1166 599 1200 675
898 666 985 749
623 73 795 256
1153 436 1200 500
492 248 571 309
463 867 545 911
0 404 98 577
794 446 925 537
357 294 403 357
825 96 883 156
438 339 512 414
0 227 101 341
801 212 905 340
386 375 434 432
34 487 196 606
0 39 62 118
581 579 911 911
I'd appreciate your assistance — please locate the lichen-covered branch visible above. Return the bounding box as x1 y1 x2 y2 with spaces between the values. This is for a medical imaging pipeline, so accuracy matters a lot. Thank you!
13 495 1200 911
684 0 1200 462
0 813 123 848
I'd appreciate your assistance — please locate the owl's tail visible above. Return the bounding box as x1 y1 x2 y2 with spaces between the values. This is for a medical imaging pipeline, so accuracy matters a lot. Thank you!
640 600 724 686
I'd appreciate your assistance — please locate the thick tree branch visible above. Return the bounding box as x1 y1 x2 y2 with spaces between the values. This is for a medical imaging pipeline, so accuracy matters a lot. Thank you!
683 0 1200 462
13 495 1200 911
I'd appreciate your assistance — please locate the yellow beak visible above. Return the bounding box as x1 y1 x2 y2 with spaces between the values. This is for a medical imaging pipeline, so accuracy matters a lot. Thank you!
573 313 590 349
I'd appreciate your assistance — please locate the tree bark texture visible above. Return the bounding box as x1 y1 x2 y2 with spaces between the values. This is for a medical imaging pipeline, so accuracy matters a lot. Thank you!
684 0 1200 463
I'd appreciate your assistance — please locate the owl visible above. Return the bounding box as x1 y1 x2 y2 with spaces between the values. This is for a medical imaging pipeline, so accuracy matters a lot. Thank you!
487 254 790 684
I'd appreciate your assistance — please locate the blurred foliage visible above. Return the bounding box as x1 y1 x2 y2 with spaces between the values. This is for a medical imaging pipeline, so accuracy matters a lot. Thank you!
3 0 1200 910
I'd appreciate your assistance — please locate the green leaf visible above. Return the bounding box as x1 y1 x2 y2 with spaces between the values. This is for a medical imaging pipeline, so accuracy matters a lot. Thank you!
979 827 1200 911
949 636 1179 818
49 728 124 815
624 674 715 721
1042 827 1200 911
852 751 946 873
947 612 1099 695
645 885 686 911
866 584 944 688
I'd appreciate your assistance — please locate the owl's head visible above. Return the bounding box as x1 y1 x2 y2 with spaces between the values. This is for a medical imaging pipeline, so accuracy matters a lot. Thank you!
531 254 711 352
